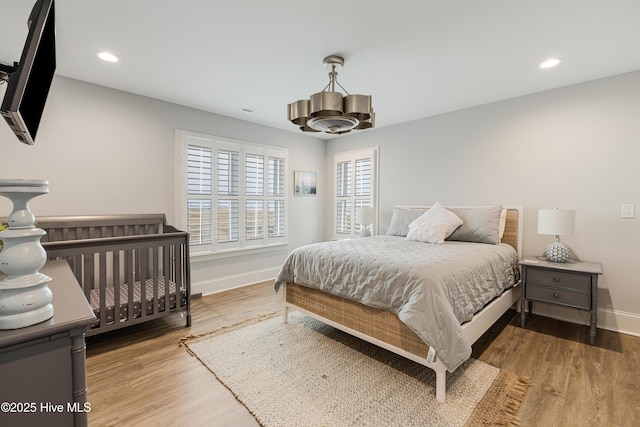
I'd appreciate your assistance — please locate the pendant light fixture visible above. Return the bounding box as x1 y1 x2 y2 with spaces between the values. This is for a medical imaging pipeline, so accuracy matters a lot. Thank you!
287 55 374 135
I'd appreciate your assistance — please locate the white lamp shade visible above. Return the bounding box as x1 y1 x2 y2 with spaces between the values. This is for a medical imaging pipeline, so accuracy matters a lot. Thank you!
355 207 375 224
537 209 575 236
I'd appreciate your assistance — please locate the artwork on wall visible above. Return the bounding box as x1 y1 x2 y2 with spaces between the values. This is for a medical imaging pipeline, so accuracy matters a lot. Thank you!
294 171 317 196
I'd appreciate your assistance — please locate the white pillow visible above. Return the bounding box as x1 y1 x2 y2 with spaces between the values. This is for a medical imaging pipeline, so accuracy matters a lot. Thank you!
499 208 507 239
406 202 463 244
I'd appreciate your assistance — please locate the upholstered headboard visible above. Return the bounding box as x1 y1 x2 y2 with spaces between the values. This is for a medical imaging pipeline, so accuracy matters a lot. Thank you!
500 207 522 255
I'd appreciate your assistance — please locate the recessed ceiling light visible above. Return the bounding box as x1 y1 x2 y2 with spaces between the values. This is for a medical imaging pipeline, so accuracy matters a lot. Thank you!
97 51 119 63
539 58 562 69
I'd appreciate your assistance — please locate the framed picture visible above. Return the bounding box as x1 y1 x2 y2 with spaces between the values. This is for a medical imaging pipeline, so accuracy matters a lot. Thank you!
294 171 317 196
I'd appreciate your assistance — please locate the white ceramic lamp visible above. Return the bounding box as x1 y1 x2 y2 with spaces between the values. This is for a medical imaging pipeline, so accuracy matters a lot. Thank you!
537 208 575 263
355 207 375 237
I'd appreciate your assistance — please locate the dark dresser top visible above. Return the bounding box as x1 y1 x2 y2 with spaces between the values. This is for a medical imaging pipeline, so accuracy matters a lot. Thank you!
0 260 96 348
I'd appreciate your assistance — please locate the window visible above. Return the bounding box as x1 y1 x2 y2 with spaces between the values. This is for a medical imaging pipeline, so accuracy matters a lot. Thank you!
334 147 378 239
176 130 288 255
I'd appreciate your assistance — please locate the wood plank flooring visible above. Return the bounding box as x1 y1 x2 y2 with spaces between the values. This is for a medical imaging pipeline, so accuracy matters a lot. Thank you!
85 281 640 427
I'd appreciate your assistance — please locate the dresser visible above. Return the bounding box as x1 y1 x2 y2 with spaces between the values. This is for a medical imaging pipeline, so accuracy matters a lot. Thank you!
0 260 96 427
519 257 603 345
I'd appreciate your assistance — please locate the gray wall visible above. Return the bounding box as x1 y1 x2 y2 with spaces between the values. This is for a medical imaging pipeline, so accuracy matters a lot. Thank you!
326 71 640 335
2 70 639 335
0 76 325 295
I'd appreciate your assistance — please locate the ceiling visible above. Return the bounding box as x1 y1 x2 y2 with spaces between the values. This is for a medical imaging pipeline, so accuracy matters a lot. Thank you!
2 1 640 139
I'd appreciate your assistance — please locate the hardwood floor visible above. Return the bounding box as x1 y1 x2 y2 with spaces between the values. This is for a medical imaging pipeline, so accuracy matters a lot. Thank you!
86 282 640 427
85 283 281 427
475 311 640 427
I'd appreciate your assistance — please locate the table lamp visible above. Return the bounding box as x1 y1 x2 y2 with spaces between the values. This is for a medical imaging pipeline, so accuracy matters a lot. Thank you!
537 208 575 263
355 207 375 237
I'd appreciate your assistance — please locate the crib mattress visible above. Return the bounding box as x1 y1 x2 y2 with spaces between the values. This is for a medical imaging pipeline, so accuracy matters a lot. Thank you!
89 277 186 325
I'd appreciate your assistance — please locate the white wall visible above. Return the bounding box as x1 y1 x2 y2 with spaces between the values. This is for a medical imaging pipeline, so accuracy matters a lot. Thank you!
0 76 326 295
327 70 640 336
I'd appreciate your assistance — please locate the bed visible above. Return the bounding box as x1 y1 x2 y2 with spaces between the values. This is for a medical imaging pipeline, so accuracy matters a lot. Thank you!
35 214 191 336
275 204 522 402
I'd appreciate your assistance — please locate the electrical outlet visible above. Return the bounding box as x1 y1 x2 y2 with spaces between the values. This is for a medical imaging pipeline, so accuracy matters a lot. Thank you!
621 204 635 219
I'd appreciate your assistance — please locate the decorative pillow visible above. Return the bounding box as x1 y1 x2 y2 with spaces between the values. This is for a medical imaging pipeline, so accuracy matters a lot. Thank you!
446 205 502 244
499 208 507 239
406 202 463 244
386 207 427 237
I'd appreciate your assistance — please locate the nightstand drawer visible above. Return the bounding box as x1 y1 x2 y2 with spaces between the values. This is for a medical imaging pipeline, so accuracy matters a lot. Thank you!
526 284 590 310
527 269 591 292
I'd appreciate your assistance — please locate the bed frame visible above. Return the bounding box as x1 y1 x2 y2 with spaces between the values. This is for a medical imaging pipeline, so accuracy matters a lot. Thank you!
34 214 191 336
282 206 523 403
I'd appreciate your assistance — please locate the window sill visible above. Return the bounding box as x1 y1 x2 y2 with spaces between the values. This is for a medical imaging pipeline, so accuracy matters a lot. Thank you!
190 242 289 262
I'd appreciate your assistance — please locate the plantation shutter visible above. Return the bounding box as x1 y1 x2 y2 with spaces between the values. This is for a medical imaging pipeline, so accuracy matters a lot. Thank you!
336 160 352 234
177 130 288 254
245 154 264 196
268 156 286 238
217 149 240 243
186 145 213 245
245 153 265 240
334 148 378 239
354 158 372 235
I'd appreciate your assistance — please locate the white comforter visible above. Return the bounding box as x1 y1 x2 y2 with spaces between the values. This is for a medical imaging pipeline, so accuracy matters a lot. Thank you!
275 236 519 371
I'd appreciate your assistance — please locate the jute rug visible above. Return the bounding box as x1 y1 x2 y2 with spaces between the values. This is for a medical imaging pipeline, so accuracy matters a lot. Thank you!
182 312 530 427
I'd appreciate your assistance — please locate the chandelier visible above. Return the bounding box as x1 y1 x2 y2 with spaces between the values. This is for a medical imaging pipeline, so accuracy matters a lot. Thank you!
287 55 374 135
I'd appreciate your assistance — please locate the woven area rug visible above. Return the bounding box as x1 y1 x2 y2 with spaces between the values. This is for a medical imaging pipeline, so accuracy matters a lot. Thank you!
182 312 530 427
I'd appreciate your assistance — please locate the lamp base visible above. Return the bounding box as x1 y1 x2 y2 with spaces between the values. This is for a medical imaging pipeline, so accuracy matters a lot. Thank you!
545 241 570 263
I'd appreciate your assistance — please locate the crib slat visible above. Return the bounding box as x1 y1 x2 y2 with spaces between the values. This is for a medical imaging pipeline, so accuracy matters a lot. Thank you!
183 239 191 325
126 248 134 323
98 252 107 329
152 245 161 314
148 245 153 314
175 243 183 292
70 254 91 305
147 246 153 280
83 253 94 294
113 249 121 326
134 248 147 318
163 244 171 313
151 246 160 315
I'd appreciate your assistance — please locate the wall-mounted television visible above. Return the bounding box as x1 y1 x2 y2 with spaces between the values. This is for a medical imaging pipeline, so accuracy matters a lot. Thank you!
0 0 56 145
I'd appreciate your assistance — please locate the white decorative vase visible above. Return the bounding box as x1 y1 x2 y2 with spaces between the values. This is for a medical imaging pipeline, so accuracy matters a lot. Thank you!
0 179 53 329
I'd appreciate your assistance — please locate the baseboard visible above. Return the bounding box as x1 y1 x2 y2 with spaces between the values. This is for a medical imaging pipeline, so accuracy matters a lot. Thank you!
192 267 280 296
532 304 640 338
597 307 640 337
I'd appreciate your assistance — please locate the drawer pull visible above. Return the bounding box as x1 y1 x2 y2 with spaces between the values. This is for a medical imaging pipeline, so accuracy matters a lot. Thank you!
553 277 560 283
553 293 560 299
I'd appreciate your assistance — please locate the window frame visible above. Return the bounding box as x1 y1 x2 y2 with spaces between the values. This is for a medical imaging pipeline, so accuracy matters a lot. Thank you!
175 130 288 257
333 147 379 240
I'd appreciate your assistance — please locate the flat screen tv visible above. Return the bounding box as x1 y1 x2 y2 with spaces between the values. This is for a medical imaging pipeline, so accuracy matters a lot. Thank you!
0 0 56 145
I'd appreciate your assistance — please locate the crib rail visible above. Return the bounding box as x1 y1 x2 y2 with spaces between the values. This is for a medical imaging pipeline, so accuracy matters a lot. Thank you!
37 214 167 242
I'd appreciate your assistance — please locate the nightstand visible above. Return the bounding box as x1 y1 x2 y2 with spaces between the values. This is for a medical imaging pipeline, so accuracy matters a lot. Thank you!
519 257 603 345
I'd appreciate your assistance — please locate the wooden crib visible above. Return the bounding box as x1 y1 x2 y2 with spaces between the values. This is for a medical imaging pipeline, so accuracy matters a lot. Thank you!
36 214 191 336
